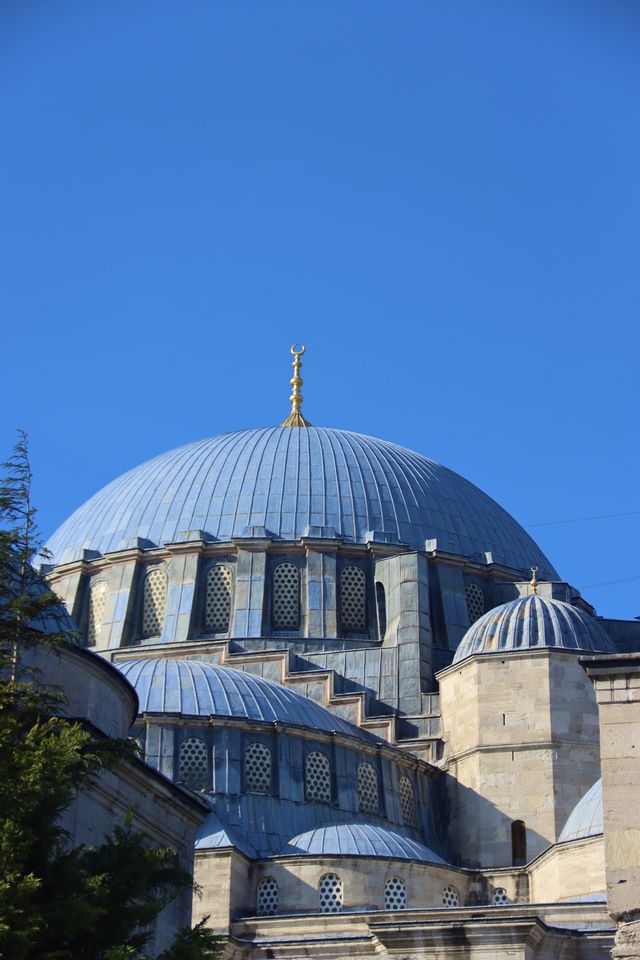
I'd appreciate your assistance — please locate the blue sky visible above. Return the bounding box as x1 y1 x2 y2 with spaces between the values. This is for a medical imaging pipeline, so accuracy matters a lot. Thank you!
1 1 638 619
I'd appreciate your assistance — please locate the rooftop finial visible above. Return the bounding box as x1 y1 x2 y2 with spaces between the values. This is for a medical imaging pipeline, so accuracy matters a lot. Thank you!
530 566 539 596
281 343 312 427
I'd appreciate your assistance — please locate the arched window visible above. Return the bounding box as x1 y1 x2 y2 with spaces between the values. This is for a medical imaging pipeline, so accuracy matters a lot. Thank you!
205 564 232 632
244 741 272 794
305 750 332 803
375 581 387 639
341 566 366 632
87 579 107 646
256 877 278 915
442 885 459 908
319 873 342 913
399 775 417 827
511 820 527 865
385 877 406 910
178 737 208 791
272 562 300 629
141 567 167 638
492 887 509 905
465 581 485 624
357 761 379 814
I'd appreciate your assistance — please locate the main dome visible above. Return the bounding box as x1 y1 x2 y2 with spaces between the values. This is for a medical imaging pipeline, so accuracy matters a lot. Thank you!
46 426 557 578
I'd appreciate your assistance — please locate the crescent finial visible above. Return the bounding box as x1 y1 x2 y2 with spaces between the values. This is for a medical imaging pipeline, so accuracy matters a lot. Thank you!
281 344 311 428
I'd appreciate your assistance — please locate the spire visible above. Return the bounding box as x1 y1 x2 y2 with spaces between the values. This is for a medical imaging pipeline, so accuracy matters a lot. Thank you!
530 566 539 596
281 344 312 427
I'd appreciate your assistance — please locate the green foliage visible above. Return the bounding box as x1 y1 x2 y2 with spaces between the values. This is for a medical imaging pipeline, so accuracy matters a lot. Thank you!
0 434 224 960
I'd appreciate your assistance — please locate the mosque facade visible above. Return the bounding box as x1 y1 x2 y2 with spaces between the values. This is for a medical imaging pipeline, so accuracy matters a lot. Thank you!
42 348 640 958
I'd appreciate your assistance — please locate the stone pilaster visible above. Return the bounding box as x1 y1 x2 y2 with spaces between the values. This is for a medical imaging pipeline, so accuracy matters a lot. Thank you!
303 546 337 638
231 546 266 638
161 553 199 645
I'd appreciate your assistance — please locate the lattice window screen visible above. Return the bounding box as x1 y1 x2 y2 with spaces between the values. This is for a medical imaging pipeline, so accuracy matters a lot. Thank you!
442 885 459 908
272 562 300 629
142 567 167 638
205 564 232 632
492 887 509 905
319 874 342 913
256 877 278 915
341 566 366 632
357 761 379 814
465 582 485 625
178 737 208 791
385 877 407 910
244 741 272 794
399 776 417 827
305 751 332 803
87 580 107 646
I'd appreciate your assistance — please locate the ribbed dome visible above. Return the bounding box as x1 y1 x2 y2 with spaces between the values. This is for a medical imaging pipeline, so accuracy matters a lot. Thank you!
45 426 557 578
559 780 603 842
195 812 256 858
117 658 375 741
279 822 446 863
452 595 615 663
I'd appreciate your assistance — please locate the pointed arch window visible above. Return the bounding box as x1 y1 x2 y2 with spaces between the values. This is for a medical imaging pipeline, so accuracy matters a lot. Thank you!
87 579 107 647
272 562 300 629
205 564 232 633
341 566 366 632
141 567 167 639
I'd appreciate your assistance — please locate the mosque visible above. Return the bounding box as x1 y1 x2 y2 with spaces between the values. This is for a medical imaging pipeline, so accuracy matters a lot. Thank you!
42 346 640 958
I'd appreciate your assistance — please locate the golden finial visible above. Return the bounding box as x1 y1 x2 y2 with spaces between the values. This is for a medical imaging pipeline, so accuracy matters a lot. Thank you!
530 566 539 596
281 343 312 427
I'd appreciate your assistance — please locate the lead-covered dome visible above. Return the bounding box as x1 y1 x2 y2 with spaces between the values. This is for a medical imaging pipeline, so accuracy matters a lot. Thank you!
45 426 557 577
559 780 603 842
452 595 615 663
279 822 446 863
117 658 376 741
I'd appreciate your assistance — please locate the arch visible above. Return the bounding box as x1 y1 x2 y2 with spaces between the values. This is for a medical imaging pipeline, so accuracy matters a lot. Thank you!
256 876 278 915
318 873 342 913
87 578 107 646
375 581 387 639
244 741 272 795
442 885 459 908
385 876 406 910
357 761 379 815
341 565 366 632
205 563 232 632
465 581 485 625
141 566 167 639
399 775 417 827
272 562 300 630
511 820 527 865
305 750 332 803
178 736 208 791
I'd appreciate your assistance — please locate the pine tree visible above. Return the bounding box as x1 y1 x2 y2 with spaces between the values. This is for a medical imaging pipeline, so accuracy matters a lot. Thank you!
0 434 223 960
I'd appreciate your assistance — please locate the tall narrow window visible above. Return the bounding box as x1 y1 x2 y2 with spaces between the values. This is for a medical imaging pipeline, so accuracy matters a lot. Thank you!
385 877 406 910
305 750 332 803
511 820 527 865
357 761 379 814
205 564 232 632
399 775 417 827
142 567 167 638
178 737 208 791
341 566 366 632
319 874 342 913
244 741 272 794
272 562 300 629
87 579 107 646
465 582 485 624
256 877 278 916
375 581 387 639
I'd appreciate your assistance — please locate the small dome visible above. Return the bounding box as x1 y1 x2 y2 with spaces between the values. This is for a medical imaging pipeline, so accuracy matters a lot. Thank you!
45 426 557 578
279 822 446 863
195 812 256 858
452 595 615 663
559 780 603 842
117 658 376 741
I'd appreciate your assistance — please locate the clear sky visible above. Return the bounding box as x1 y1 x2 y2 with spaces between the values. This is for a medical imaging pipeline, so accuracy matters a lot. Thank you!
1 1 638 619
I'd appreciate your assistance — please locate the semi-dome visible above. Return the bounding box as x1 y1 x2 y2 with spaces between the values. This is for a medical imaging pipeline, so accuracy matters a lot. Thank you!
117 658 376 741
452 595 615 664
45 426 557 578
279 822 446 863
558 780 603 842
